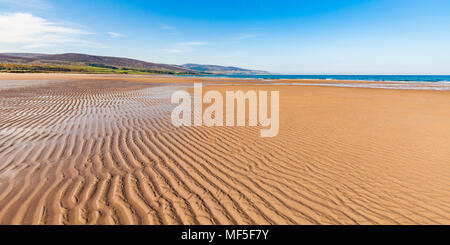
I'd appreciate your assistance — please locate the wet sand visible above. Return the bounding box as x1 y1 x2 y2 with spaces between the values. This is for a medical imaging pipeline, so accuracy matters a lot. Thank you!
0 74 449 224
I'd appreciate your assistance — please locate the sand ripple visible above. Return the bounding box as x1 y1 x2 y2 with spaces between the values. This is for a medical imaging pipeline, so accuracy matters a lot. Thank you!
0 79 449 224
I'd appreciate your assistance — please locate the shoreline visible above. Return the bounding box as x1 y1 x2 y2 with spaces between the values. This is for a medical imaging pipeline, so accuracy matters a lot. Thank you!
2 73 450 91
177 74 450 83
2 72 450 82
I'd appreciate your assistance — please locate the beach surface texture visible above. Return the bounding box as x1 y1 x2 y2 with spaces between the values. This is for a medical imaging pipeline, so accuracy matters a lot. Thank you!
0 73 449 224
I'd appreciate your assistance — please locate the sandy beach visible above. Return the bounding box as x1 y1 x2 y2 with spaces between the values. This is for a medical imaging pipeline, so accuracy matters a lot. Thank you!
0 73 449 224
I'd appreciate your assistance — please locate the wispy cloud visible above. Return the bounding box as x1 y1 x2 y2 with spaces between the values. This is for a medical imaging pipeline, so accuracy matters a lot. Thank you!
231 33 262 41
163 41 211 53
107 31 123 38
0 12 95 49
179 41 210 46
163 49 184 53
160 24 174 30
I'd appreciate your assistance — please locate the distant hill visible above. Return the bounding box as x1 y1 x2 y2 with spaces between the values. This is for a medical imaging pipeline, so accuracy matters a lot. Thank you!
2 53 46 58
0 53 271 75
182 63 270 75
0 53 197 74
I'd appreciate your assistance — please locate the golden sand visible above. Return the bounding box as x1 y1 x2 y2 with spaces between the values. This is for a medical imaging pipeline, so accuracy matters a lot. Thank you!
0 74 449 224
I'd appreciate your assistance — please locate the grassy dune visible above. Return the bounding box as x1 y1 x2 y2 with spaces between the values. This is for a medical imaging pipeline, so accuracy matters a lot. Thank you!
0 63 196 75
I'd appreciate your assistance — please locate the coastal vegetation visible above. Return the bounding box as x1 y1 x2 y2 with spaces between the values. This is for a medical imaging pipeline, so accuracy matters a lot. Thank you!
0 63 196 75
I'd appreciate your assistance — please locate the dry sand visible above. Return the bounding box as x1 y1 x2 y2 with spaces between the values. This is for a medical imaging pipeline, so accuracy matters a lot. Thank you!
0 74 449 224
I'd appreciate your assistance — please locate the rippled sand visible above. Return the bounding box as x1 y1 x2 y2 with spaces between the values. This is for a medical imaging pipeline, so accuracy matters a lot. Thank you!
0 74 449 224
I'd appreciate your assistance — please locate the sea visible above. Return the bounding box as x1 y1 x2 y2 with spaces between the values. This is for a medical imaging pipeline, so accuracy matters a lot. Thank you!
182 75 450 82
179 75 450 90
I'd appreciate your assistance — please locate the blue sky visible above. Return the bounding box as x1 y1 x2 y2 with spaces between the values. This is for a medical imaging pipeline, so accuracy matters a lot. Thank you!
0 0 450 74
